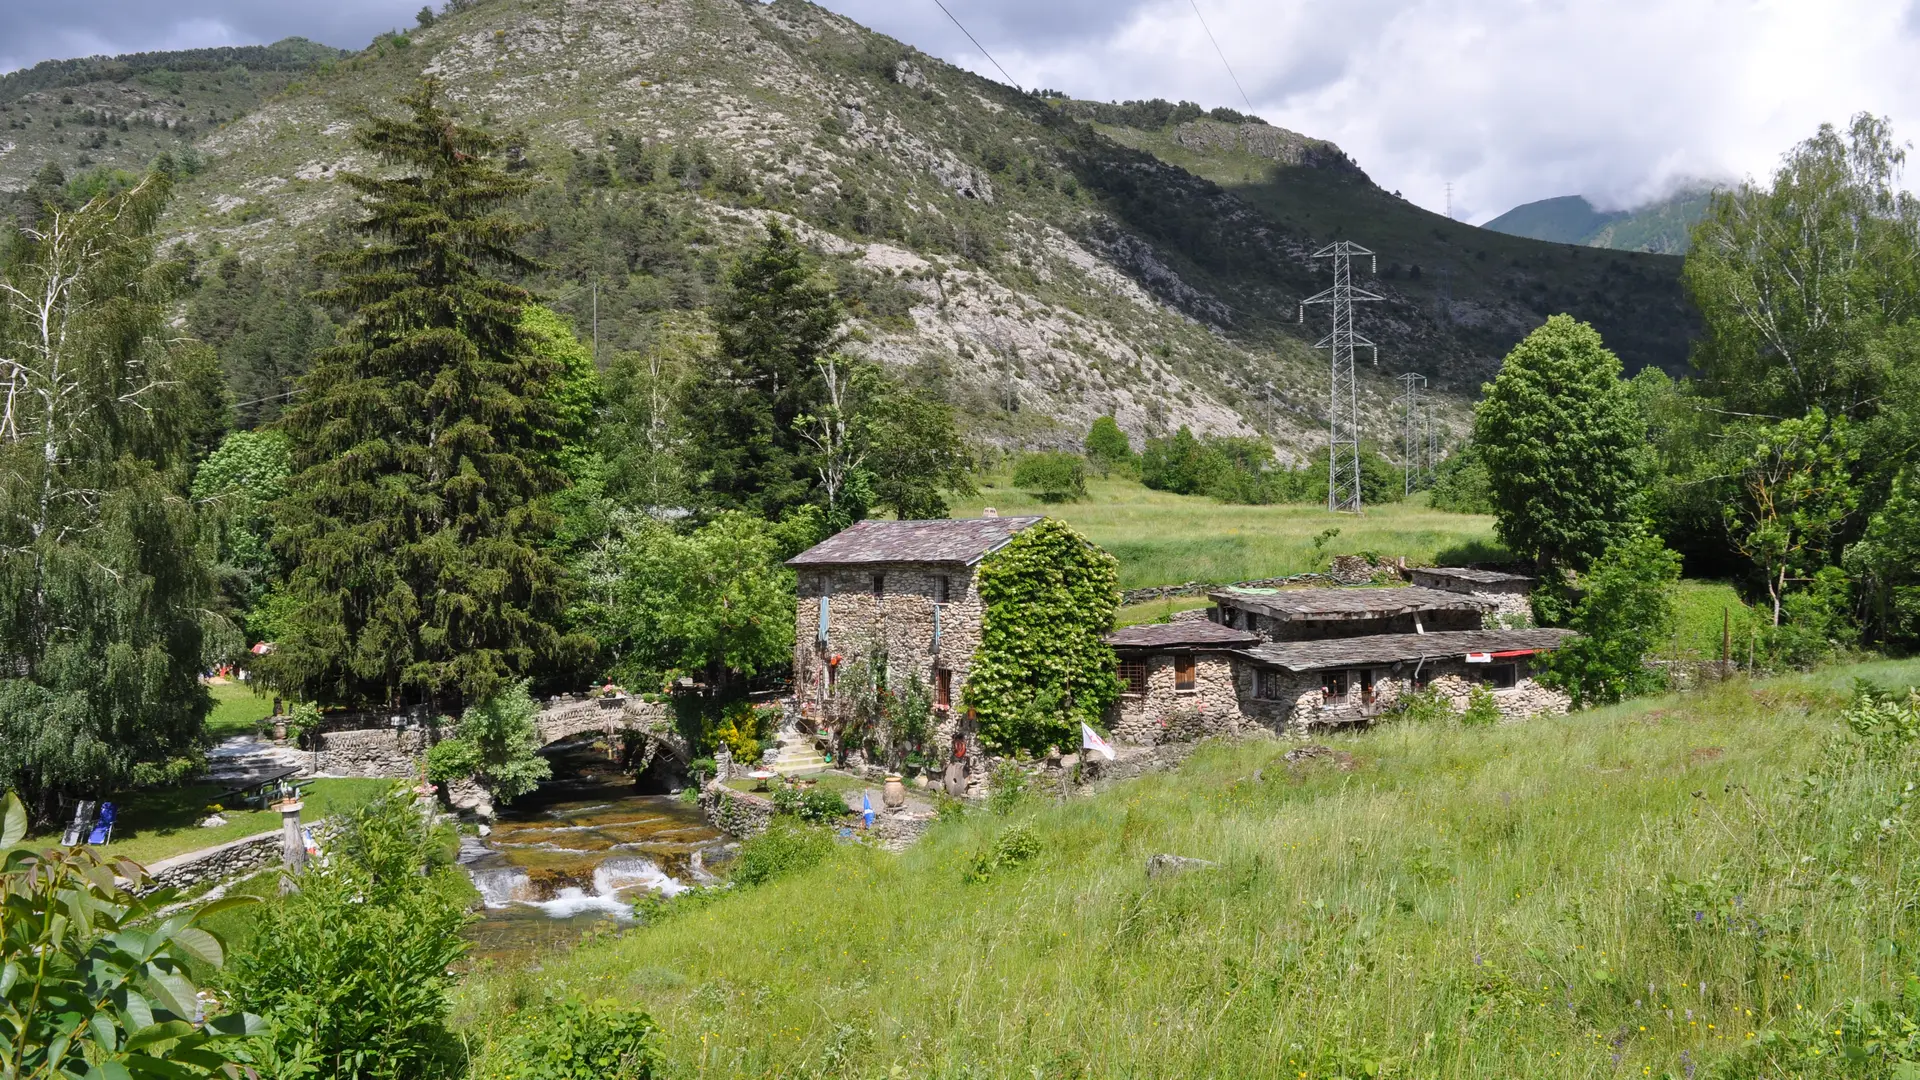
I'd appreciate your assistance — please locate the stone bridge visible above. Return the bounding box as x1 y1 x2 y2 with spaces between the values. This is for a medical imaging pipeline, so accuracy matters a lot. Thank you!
535 694 690 764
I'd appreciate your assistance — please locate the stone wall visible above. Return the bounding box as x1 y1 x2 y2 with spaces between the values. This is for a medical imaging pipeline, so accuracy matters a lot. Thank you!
700 782 776 837
1108 652 1241 745
142 829 285 894
316 727 430 778
794 562 984 750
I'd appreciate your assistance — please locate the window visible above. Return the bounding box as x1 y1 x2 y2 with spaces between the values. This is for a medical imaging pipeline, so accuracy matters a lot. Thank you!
1321 670 1348 699
933 575 950 604
1256 669 1287 700
1475 663 1519 689
872 573 886 597
1118 657 1148 695
1359 669 1377 705
935 668 952 709
1174 654 1197 692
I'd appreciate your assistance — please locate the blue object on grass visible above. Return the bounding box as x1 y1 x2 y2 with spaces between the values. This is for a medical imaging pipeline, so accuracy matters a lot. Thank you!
87 802 116 846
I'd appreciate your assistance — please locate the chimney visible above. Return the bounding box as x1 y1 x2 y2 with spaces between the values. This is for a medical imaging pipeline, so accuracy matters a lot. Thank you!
982 507 998 518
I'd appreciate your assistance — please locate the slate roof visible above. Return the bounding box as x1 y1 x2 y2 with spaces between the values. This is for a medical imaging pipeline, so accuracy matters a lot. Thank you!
787 516 1045 567
1411 566 1536 587
1105 621 1262 650
1210 586 1490 620
1235 628 1576 673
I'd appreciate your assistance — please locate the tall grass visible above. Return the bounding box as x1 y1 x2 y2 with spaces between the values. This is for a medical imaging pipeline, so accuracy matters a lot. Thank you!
457 659 1920 1078
953 475 1506 590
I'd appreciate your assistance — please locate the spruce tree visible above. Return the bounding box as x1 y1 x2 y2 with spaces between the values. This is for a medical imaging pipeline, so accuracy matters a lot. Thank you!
267 81 587 712
683 223 844 519
0 171 214 817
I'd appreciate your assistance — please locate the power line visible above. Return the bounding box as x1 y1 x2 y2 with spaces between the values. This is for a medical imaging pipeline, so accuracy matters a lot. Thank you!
1188 0 1253 112
929 0 1022 92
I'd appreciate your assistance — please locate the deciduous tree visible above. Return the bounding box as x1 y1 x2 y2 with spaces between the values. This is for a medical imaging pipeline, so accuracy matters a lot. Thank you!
1474 315 1647 573
0 169 215 817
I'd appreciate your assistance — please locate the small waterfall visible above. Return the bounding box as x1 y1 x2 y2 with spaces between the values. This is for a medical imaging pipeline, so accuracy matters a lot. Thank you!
470 867 533 909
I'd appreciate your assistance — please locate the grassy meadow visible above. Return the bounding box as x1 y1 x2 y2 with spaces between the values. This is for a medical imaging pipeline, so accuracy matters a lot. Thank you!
953 474 1506 591
456 658 1920 1078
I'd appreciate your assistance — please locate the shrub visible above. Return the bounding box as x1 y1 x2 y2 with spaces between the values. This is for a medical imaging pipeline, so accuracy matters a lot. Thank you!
987 759 1032 815
1460 685 1501 727
442 680 551 805
1011 451 1087 502
1428 444 1493 514
1539 533 1681 707
222 790 472 1080
0 793 263 1079
470 995 661 1080
1388 688 1452 724
965 821 1041 884
799 786 848 823
732 820 834 887
1083 415 1132 475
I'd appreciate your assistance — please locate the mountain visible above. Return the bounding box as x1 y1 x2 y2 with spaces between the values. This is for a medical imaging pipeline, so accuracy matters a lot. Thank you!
1 0 1701 460
1083 112 1699 380
1482 188 1717 255
0 39 348 192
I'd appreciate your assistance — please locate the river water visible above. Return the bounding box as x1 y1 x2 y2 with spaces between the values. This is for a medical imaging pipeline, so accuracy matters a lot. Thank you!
459 736 729 962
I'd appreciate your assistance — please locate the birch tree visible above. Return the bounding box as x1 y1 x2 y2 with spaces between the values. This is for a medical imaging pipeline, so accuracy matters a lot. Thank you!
0 170 214 818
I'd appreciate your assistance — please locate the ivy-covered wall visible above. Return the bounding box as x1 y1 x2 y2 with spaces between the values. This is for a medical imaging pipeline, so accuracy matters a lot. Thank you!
965 518 1122 754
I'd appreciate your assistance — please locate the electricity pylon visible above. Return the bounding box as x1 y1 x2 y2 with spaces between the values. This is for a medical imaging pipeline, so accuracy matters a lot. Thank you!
1300 241 1382 514
1398 372 1426 496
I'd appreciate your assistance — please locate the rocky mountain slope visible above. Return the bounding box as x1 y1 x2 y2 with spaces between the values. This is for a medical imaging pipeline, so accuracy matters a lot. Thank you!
1482 188 1717 254
4 0 1701 462
0 39 346 191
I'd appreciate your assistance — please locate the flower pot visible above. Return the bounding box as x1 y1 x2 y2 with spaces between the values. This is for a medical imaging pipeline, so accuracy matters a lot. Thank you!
882 774 906 810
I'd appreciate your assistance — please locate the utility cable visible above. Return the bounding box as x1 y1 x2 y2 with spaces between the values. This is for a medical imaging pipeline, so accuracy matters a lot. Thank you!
929 0 1022 92
1189 0 1253 112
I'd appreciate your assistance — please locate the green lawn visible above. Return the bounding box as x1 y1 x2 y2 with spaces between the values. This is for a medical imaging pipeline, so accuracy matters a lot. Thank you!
457 658 1920 1078
953 474 1506 591
36 778 394 867
206 680 276 738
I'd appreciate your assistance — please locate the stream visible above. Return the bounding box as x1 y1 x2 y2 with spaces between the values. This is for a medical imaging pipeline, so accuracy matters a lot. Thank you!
459 736 729 963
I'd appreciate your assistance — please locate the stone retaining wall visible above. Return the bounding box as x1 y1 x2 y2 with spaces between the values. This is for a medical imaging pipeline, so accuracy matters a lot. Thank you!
140 817 339 895
316 727 430 778
700 783 776 837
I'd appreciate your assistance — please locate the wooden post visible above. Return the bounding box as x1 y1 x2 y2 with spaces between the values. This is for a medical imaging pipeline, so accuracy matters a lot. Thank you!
1721 608 1732 680
277 799 306 893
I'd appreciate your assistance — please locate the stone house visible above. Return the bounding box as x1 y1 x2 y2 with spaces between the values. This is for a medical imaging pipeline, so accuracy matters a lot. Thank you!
786 515 1043 745
1209 585 1573 732
1408 566 1537 626
1103 620 1261 744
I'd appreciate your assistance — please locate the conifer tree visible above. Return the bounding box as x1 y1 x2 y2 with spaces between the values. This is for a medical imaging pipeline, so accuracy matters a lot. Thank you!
0 171 214 817
683 223 844 519
266 81 588 712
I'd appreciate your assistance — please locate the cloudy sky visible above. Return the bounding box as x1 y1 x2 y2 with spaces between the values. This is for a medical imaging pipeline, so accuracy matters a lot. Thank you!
5 0 1917 223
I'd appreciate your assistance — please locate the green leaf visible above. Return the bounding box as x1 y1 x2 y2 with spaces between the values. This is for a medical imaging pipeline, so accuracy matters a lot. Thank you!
202 1011 266 1038
167 927 222 969
1 793 24 847
123 1020 195 1052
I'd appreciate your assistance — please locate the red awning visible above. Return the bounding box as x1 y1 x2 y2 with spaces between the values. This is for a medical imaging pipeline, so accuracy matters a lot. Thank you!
1489 649 1537 659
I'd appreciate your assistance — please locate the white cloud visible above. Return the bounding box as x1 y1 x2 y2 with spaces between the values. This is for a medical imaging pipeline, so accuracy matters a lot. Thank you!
6 0 1916 221
824 0 1920 221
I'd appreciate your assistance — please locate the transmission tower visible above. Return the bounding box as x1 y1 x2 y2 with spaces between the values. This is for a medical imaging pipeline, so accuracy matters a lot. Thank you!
1398 372 1426 496
1300 241 1382 514
1444 181 1453 220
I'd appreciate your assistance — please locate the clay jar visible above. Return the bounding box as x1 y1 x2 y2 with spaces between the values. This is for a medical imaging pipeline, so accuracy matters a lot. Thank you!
882 774 906 810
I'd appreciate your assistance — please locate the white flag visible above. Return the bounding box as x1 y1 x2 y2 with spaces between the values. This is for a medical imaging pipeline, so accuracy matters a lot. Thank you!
1081 723 1116 761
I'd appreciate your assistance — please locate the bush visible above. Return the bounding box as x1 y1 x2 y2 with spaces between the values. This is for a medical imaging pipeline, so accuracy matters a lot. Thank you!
470 995 661 1080
964 821 1041 884
1011 451 1087 502
732 820 834 887
1460 685 1501 727
0 793 263 1079
770 784 848 824
1387 688 1451 724
1428 444 1493 514
1539 534 1682 707
442 680 551 805
1083 415 1132 475
223 790 472 1080
987 759 1032 815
